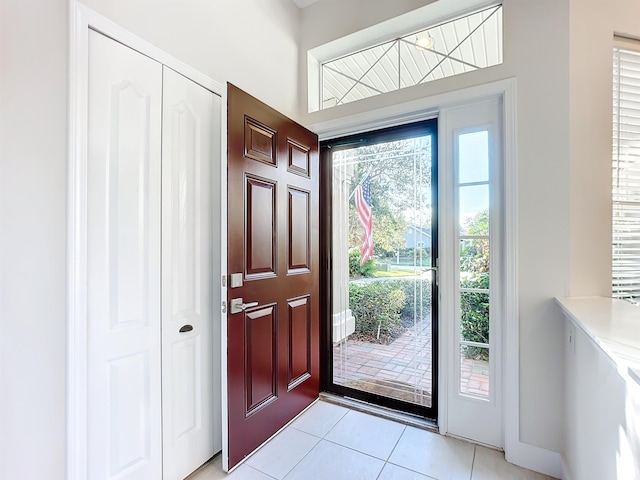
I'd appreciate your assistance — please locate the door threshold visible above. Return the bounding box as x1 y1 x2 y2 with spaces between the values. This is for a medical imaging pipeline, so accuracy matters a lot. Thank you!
319 392 438 433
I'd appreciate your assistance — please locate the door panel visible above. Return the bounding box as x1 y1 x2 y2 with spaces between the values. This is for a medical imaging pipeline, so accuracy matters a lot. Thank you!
244 117 277 165
245 305 278 413
87 30 163 480
288 295 312 388
245 176 277 277
226 83 320 470
288 188 311 272
161 66 221 479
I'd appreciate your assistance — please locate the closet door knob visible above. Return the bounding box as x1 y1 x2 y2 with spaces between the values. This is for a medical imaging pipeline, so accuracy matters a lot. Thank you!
179 324 193 333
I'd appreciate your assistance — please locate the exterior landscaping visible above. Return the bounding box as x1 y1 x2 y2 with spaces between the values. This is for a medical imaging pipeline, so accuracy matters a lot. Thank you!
347 210 491 359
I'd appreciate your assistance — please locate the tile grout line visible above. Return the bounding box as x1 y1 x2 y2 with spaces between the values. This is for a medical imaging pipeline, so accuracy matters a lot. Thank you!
319 436 398 463
383 458 440 480
294 409 409 474
379 420 440 480
374 423 408 480
279 436 389 479
317 402 445 479
384 424 407 462
469 445 477 480
278 438 318 480
279 407 351 480
248 463 278 480
255 402 493 480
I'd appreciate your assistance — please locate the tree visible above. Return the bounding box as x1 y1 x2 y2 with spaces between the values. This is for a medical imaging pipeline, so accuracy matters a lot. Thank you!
460 209 490 359
349 250 375 277
460 209 489 274
338 137 433 258
348 203 406 258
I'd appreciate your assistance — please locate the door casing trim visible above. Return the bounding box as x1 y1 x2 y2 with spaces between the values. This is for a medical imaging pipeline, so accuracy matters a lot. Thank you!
67 4 227 478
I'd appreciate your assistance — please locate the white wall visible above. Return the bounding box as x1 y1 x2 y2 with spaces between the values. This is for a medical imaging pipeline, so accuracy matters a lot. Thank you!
0 0 69 479
299 0 435 53
568 0 640 297
509 1 569 453
0 1 301 478
82 0 301 118
299 0 571 457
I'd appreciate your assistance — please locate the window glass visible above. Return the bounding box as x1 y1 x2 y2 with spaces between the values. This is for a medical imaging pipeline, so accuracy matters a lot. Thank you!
456 128 491 402
613 41 640 303
321 5 503 109
459 131 489 184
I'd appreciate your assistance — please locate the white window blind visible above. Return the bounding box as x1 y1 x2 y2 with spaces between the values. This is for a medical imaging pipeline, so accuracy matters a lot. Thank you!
613 43 640 303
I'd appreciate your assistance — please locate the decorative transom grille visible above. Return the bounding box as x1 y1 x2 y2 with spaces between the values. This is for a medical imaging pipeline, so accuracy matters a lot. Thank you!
321 5 503 109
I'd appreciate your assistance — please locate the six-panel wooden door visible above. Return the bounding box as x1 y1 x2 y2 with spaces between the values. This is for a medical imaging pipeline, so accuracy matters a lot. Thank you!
226 83 320 469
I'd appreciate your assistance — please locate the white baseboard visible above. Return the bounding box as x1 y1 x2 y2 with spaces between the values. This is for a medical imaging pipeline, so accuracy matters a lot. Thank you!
505 441 563 479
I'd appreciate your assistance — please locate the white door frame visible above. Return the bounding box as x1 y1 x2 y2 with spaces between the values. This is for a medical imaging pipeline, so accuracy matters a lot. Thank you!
67 3 227 478
307 79 558 474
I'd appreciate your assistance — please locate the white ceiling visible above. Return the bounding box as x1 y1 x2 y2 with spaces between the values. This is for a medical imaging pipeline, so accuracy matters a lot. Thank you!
291 0 320 8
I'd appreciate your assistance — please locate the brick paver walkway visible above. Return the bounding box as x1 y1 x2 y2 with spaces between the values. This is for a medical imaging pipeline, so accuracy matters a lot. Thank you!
333 317 490 406
460 355 490 397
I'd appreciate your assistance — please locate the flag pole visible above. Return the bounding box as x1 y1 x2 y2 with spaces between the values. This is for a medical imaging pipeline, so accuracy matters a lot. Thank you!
348 174 369 201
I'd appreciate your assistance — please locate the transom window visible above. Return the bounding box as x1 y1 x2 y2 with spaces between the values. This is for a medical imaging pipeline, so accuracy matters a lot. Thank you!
321 5 503 110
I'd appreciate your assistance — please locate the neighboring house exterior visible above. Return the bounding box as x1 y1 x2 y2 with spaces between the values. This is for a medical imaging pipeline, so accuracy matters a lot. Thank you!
402 225 432 250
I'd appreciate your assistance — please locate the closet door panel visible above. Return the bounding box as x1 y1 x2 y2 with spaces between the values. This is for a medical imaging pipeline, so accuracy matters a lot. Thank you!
87 30 163 480
161 66 221 480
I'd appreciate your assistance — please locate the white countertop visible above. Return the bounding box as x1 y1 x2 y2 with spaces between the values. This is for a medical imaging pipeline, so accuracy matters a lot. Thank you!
556 296 640 383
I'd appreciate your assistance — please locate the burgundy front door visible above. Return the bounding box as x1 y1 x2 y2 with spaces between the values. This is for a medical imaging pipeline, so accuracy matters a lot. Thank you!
226 83 320 469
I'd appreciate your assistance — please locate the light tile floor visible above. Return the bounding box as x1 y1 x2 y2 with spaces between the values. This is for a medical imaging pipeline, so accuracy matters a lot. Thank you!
187 400 555 480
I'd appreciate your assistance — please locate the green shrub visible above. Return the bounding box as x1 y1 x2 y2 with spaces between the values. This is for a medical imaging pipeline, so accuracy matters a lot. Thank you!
349 281 405 344
460 210 490 360
393 279 432 326
460 273 490 359
348 250 375 278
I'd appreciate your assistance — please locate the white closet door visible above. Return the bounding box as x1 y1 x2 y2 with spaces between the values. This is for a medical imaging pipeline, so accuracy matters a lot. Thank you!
161 67 221 480
87 30 163 480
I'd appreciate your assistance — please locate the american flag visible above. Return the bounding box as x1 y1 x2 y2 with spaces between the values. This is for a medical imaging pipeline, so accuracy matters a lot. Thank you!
354 174 373 265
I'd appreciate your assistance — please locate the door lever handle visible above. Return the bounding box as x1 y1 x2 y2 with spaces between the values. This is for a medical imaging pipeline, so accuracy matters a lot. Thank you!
230 298 258 314
424 264 439 286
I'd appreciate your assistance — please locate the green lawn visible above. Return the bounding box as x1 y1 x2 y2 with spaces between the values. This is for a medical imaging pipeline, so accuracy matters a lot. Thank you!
373 270 420 278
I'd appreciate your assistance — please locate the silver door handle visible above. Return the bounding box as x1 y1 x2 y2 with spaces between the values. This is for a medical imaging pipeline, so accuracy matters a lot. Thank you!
424 266 439 286
230 298 258 314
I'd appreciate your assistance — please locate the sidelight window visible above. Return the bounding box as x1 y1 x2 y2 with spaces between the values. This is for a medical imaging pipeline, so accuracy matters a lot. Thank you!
456 130 491 399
